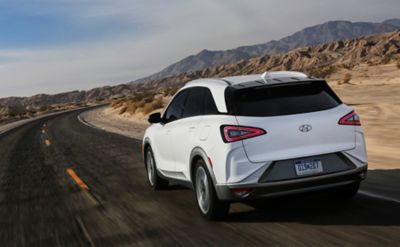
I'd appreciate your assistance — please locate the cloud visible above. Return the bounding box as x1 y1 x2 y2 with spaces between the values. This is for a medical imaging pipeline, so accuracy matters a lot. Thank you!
0 0 399 97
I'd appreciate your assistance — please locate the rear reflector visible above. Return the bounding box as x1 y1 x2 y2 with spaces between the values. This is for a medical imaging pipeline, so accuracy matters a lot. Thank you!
230 188 251 196
339 111 361 126
207 156 213 168
220 125 266 143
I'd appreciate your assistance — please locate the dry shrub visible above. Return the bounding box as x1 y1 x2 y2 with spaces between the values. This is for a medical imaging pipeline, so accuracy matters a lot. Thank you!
133 91 155 102
111 99 125 109
308 66 337 78
397 61 400 69
5 105 28 117
381 55 391 65
342 64 354 70
340 73 352 85
118 106 127 115
38 105 54 112
125 100 137 114
111 89 166 116
163 87 179 96
140 96 164 115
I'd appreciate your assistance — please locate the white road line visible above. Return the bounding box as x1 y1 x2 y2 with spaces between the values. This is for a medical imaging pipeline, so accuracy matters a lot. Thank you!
77 114 107 131
77 115 94 128
359 190 400 204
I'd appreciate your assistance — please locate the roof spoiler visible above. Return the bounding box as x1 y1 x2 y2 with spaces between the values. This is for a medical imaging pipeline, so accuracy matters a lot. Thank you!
261 71 309 83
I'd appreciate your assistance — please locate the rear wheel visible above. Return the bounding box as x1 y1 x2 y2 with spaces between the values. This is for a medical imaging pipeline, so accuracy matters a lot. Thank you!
194 159 230 220
146 147 168 190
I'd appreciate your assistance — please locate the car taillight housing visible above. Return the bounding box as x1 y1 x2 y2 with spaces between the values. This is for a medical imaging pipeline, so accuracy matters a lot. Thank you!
220 125 266 143
339 111 361 126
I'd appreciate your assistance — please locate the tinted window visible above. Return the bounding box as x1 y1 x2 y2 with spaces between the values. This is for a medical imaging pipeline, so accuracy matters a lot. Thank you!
164 90 188 122
204 89 219 115
182 88 205 118
227 81 341 117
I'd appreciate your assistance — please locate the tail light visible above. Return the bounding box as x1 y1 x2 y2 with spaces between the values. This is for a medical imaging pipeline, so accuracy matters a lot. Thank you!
339 111 361 126
220 125 266 143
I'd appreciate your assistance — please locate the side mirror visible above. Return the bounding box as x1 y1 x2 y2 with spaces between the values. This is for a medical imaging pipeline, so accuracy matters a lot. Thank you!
148 112 162 124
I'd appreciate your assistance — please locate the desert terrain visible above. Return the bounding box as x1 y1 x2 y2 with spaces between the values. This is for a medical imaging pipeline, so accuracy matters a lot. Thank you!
331 64 400 169
82 62 400 170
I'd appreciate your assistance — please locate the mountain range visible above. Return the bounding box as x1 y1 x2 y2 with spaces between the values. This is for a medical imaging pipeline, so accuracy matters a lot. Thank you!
134 19 400 83
0 18 400 116
131 30 400 93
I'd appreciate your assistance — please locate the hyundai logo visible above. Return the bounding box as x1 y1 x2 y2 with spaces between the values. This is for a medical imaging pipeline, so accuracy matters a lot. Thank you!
299 124 312 132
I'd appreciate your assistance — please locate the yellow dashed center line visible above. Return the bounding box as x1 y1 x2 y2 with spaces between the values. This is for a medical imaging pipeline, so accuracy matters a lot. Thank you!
45 139 51 146
67 168 89 190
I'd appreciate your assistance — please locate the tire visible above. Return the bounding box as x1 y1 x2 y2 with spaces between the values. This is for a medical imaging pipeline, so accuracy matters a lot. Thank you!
145 146 168 190
331 181 360 199
193 159 230 220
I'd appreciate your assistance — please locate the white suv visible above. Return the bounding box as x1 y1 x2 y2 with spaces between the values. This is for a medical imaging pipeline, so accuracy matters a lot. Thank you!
143 71 368 220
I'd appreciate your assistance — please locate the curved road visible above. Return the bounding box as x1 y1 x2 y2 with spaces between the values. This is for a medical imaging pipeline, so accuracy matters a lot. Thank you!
0 109 399 246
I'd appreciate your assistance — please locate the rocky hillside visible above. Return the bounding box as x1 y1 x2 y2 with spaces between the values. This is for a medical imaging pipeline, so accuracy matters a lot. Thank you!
134 19 400 83
1 30 400 120
0 85 133 120
139 30 400 92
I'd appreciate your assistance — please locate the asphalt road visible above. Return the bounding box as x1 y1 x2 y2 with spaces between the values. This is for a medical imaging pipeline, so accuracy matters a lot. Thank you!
0 109 399 246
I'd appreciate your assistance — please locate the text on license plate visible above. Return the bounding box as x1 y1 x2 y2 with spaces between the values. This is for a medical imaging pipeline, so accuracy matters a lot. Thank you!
294 159 323 176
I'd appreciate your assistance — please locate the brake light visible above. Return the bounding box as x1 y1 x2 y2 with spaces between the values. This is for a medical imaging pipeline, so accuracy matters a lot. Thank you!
220 125 266 143
339 111 361 126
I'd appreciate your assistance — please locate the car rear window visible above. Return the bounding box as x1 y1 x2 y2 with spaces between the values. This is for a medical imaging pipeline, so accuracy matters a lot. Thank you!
226 81 342 117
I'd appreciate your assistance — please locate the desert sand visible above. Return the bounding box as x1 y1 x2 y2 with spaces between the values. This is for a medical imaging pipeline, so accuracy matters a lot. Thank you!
330 64 400 169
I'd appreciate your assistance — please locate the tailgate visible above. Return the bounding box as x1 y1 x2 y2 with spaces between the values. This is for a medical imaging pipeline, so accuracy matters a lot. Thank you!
236 105 356 163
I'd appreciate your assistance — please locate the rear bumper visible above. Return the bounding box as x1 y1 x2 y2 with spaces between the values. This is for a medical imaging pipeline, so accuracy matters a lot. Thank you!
215 166 367 201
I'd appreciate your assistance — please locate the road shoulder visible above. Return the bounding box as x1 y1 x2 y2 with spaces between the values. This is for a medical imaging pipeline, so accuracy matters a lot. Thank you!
79 106 148 140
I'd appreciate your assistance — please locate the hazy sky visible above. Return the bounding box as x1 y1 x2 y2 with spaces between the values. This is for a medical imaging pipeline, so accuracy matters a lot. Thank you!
0 0 399 97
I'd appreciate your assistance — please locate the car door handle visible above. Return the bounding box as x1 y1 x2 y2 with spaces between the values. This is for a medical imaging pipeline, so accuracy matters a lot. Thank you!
189 126 196 131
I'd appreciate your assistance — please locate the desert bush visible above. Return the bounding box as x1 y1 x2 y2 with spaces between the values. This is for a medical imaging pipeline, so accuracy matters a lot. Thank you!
133 91 154 102
111 98 125 108
342 64 355 70
140 96 164 115
38 105 54 112
6 105 28 117
118 106 127 115
381 55 391 65
340 73 352 85
125 100 137 115
397 61 400 69
163 87 179 96
308 66 337 78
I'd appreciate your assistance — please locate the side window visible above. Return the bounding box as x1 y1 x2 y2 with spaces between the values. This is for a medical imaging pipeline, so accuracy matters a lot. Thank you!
182 88 205 118
204 89 219 115
164 90 188 122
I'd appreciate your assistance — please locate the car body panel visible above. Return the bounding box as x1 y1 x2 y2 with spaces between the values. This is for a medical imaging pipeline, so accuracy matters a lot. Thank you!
171 115 203 178
148 123 175 172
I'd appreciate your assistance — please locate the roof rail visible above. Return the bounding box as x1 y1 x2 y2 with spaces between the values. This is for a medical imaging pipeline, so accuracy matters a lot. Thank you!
261 71 309 83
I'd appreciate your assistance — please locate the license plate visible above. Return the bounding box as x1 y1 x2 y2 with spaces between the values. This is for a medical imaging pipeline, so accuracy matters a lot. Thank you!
294 159 323 176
